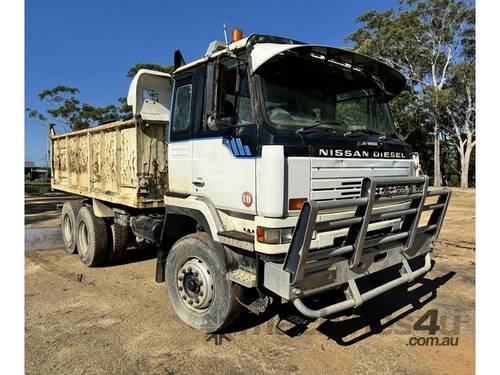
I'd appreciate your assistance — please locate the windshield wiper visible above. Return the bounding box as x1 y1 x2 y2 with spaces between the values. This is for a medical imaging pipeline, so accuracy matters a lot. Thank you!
379 132 400 141
344 129 382 137
296 120 347 135
344 129 402 142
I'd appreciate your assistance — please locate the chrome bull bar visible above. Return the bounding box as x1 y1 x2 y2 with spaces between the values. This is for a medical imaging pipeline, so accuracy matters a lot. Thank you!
293 252 433 318
265 176 451 318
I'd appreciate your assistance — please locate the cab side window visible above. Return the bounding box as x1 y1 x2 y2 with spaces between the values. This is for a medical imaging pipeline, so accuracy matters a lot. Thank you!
172 83 192 132
218 60 252 126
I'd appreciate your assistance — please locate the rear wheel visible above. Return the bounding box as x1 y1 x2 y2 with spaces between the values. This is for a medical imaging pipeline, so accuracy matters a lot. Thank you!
61 200 84 254
165 232 243 333
108 223 128 263
76 206 109 267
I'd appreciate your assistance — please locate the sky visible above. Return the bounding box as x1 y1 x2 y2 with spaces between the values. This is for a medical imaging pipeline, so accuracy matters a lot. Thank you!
25 0 394 166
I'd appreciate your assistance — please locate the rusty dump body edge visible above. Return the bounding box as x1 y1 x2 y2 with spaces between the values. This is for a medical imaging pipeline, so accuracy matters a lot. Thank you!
50 117 168 209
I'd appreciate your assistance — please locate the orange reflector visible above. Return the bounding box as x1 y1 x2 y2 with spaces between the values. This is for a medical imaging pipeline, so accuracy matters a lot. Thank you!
288 198 307 211
256 226 265 243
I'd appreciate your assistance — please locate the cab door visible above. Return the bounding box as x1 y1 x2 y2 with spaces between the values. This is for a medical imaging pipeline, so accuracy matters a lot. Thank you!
168 72 197 194
191 59 257 215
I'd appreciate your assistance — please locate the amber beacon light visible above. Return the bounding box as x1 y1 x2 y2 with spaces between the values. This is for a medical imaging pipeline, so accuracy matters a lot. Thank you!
231 28 244 42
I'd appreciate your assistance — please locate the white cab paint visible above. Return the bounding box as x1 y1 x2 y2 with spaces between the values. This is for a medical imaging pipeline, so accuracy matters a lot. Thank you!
256 145 285 217
286 157 311 215
168 142 193 194
191 138 256 215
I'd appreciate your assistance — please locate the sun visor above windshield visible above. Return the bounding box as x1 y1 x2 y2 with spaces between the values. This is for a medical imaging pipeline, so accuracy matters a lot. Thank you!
249 43 406 101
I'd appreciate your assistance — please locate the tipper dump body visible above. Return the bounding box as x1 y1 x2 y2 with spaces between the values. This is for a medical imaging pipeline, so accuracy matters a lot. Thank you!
50 69 172 208
50 117 168 208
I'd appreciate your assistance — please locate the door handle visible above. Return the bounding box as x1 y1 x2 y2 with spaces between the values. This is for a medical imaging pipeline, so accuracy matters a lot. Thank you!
192 178 205 187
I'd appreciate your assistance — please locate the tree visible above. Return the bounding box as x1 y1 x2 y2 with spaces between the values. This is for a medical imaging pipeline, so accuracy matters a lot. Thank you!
26 86 130 132
126 63 175 78
440 62 475 187
346 0 475 186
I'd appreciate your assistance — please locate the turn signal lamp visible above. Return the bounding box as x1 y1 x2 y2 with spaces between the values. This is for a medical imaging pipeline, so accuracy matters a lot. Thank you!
288 198 307 211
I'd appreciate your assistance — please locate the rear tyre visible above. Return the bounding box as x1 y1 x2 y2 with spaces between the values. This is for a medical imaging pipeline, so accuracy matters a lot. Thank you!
61 200 84 254
108 223 128 263
165 232 243 333
76 206 109 267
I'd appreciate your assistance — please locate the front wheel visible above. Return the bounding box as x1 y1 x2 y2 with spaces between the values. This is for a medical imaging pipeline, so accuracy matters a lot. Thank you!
165 233 243 333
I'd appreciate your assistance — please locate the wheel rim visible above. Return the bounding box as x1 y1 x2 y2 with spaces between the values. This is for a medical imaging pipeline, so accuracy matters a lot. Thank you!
63 214 73 245
78 221 90 255
177 257 214 312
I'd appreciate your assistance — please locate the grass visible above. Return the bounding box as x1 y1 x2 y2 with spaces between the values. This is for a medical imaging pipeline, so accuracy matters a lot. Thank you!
25 181 51 196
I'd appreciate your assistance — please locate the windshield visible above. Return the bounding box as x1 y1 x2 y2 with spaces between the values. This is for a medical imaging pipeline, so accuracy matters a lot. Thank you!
258 52 397 135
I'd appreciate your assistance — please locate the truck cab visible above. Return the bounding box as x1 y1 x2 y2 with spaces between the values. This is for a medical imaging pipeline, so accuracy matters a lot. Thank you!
167 34 416 250
162 33 450 328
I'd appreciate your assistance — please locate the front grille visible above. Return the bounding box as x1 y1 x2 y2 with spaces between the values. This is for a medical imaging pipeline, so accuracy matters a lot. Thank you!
310 158 413 202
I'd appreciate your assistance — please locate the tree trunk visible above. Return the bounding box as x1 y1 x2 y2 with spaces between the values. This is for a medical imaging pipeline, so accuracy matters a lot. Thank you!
433 121 442 187
460 140 473 189
460 156 469 188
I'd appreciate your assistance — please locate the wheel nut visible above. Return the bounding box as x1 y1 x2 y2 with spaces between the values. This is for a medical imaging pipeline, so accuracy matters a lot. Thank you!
199 280 203 286
188 300 193 305
187 267 192 272
195 299 200 304
182 295 187 300
178 286 183 291
194 271 199 276
178 276 183 281
181 269 186 274
199 291 203 296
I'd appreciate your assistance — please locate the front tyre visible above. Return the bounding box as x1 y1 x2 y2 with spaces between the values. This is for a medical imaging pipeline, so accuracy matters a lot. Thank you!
165 233 243 333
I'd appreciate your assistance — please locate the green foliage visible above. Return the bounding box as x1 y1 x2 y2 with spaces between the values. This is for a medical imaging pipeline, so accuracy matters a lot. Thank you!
27 86 131 132
346 0 475 186
347 0 474 87
448 174 460 187
127 63 175 78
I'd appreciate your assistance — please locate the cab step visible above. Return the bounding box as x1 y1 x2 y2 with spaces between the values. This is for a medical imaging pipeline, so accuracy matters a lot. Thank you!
227 268 257 288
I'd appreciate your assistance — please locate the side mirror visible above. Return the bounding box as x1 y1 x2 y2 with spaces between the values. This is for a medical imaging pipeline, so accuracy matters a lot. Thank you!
206 112 223 130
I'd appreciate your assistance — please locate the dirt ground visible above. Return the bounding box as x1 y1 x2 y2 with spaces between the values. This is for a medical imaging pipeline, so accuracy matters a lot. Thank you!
25 189 475 375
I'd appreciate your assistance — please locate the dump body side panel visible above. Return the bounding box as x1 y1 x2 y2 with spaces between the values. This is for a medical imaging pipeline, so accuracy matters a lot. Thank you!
50 119 168 208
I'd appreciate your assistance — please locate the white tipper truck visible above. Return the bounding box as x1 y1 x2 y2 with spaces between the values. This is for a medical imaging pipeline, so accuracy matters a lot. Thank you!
50 31 451 333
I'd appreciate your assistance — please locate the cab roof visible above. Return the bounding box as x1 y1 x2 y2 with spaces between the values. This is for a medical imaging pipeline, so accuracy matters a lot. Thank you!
173 34 407 100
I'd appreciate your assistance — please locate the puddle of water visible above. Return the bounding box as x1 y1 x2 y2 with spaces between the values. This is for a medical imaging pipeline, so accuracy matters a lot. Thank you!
25 227 63 252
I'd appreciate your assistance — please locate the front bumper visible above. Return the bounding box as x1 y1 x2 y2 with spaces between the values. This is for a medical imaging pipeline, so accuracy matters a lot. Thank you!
262 176 451 318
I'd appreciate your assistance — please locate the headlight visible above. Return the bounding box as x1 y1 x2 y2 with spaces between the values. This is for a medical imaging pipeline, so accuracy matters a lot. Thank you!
256 226 294 244
280 227 294 243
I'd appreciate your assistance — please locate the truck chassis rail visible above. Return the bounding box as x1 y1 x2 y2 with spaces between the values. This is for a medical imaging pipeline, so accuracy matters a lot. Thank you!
263 176 451 318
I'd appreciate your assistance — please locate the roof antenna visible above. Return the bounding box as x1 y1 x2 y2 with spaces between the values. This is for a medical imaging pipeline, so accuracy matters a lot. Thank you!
223 22 229 46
